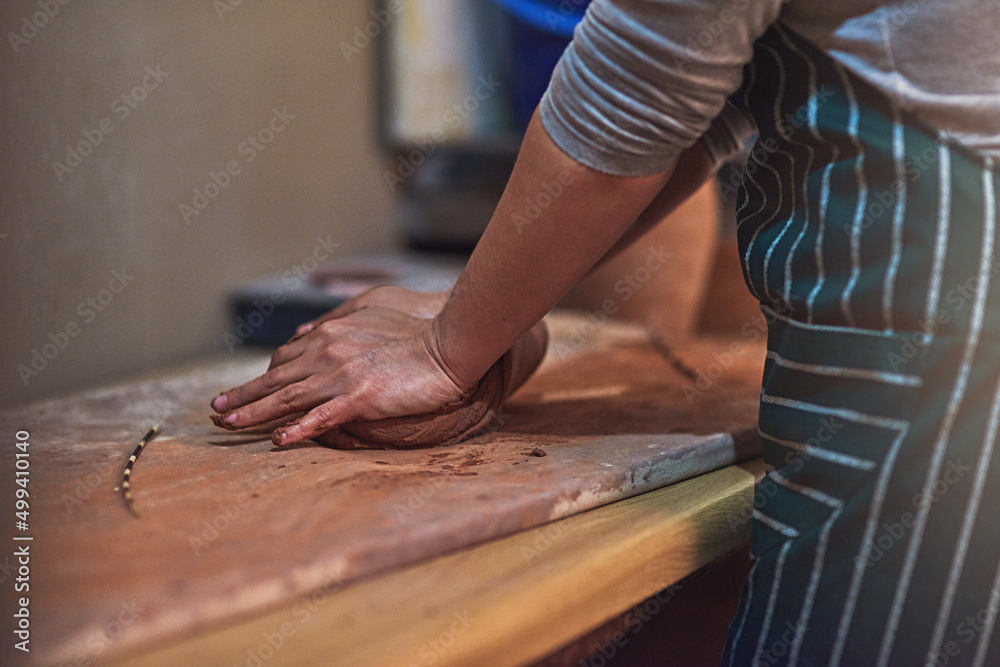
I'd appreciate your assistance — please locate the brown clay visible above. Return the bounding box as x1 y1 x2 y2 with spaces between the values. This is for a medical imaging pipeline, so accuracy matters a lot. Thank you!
209 413 238 430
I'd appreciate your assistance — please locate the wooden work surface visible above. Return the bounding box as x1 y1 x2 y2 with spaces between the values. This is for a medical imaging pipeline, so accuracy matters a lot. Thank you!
112 460 765 667
0 313 765 666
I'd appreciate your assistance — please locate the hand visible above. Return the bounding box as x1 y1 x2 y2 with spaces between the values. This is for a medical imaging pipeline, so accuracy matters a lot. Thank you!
295 286 450 336
210 305 468 446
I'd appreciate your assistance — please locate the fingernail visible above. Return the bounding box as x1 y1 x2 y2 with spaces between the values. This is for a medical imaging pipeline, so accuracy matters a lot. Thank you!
272 430 287 446
225 413 238 424
297 323 314 335
212 394 228 411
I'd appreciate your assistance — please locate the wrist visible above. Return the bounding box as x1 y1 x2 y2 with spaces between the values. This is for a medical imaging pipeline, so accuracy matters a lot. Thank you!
428 311 496 393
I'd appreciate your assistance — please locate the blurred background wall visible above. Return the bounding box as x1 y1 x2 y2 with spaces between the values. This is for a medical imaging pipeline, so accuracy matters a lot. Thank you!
1 0 396 407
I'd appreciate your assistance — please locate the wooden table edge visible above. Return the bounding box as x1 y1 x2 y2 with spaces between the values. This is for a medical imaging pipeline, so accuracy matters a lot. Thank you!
106 458 764 667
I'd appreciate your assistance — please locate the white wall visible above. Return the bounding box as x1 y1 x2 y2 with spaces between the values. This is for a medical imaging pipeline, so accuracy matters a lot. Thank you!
1 0 397 406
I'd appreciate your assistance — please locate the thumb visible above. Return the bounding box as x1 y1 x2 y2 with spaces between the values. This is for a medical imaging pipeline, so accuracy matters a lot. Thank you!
271 395 357 446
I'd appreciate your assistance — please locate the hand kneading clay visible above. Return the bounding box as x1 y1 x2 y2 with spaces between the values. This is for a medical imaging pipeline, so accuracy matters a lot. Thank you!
313 321 549 450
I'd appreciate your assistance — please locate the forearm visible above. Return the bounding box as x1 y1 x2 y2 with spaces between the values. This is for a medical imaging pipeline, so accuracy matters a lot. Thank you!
434 110 677 388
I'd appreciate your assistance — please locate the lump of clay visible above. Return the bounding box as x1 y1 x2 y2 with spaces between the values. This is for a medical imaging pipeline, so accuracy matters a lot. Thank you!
314 321 548 450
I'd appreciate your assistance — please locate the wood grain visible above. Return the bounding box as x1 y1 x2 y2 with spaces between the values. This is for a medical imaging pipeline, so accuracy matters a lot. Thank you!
110 460 764 667
0 313 764 666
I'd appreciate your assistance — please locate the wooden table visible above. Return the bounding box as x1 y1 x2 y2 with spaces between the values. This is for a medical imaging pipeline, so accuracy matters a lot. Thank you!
0 314 765 666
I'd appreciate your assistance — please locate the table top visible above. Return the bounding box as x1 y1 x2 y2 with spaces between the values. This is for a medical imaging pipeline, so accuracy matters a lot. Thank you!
112 459 765 667
0 313 765 666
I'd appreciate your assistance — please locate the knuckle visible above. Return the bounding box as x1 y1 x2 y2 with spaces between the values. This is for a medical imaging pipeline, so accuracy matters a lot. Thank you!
309 406 335 428
317 320 340 335
320 343 345 363
261 370 283 392
277 384 300 406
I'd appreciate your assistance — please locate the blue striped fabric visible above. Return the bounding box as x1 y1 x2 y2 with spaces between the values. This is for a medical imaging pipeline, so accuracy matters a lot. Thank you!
722 23 1000 667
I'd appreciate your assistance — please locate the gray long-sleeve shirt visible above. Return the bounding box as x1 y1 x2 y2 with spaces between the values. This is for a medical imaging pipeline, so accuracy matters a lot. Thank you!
539 0 1000 176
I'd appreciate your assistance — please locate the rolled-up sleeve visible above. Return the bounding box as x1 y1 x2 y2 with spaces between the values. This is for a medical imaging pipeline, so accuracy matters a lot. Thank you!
540 0 785 176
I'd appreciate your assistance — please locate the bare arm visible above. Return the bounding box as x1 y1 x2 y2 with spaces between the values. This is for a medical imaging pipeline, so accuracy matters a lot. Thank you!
211 110 709 445
433 109 679 389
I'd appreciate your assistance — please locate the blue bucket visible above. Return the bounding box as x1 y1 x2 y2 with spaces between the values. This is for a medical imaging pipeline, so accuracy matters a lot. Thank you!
493 0 591 129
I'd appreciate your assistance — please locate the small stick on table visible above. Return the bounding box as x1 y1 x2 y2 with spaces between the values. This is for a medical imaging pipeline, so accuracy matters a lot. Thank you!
121 423 162 518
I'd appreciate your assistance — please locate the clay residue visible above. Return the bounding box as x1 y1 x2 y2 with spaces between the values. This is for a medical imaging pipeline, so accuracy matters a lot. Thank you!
459 449 487 467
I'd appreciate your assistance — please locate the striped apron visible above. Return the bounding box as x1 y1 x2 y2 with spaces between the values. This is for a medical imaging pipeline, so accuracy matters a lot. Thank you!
721 23 1000 667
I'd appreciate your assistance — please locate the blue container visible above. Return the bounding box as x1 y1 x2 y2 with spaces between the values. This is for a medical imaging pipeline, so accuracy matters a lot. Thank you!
493 0 591 129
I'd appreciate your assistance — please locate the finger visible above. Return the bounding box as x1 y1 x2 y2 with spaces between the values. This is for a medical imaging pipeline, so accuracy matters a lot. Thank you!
295 317 324 336
295 303 363 335
294 285 447 335
211 362 310 415
218 378 324 429
267 334 310 371
271 395 357 446
295 287 390 335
